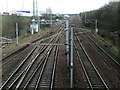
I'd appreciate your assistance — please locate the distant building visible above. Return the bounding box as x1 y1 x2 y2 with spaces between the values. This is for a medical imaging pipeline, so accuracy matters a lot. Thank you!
3 12 10 15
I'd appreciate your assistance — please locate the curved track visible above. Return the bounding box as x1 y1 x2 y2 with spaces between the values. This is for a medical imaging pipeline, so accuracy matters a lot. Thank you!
1 22 65 89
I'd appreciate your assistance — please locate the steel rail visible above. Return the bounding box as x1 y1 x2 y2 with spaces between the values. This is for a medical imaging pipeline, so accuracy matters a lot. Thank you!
35 29 62 89
75 34 109 89
0 45 37 89
1 23 65 90
1 29 60 89
85 31 120 66
79 28 120 77
1 23 63 61
0 45 33 67
6 32 60 89
87 40 120 77
1 44 30 61
22 53 47 89
50 43 59 89
74 42 93 89
15 28 63 89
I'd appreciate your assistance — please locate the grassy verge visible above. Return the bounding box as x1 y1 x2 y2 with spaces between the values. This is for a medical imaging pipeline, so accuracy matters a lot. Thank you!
78 19 120 58
2 33 38 56
2 25 53 56
91 33 119 58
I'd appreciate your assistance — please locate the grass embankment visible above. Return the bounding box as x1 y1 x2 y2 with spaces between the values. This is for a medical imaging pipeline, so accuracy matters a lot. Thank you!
86 28 119 58
1 15 53 56
2 25 54 57
79 20 119 58
2 33 38 56
91 33 119 57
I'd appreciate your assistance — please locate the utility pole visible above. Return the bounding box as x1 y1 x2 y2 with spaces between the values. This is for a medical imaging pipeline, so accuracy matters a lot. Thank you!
66 19 69 68
85 12 87 24
81 13 82 22
31 0 35 34
50 10 52 26
36 0 40 35
16 23 18 45
36 0 38 18
38 16 40 35
70 26 74 88
33 0 35 20
95 19 98 34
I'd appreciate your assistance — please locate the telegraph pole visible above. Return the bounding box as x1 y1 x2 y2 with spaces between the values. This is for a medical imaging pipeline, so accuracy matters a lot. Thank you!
70 26 74 88
33 0 35 20
66 19 69 68
81 13 82 23
85 12 87 24
95 19 98 34
36 0 40 35
50 10 52 26
16 23 18 45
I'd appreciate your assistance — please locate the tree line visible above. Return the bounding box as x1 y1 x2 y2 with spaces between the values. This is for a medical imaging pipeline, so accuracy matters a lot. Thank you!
80 1 120 47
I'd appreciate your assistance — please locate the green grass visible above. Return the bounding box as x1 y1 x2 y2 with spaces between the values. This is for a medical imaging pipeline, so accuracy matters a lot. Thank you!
2 15 31 37
91 32 119 58
2 24 55 56
78 19 120 58
2 33 39 56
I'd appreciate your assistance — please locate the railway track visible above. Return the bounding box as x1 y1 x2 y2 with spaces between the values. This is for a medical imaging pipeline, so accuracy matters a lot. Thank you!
82 31 120 77
35 35 60 89
1 22 65 89
1 22 64 89
74 34 109 89
1 23 64 64
1 44 30 61
3 16 119 89
74 20 120 77
16 29 61 89
1 23 65 82
72 16 120 88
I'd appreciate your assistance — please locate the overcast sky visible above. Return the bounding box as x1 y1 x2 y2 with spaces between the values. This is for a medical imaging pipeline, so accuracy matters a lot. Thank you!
0 0 110 14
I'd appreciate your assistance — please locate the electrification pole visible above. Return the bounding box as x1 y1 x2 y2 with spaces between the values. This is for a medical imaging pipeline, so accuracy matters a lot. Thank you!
70 26 73 88
81 13 82 23
50 10 52 26
36 0 40 35
16 23 18 45
33 0 35 20
66 19 69 68
95 19 98 34
85 12 87 24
